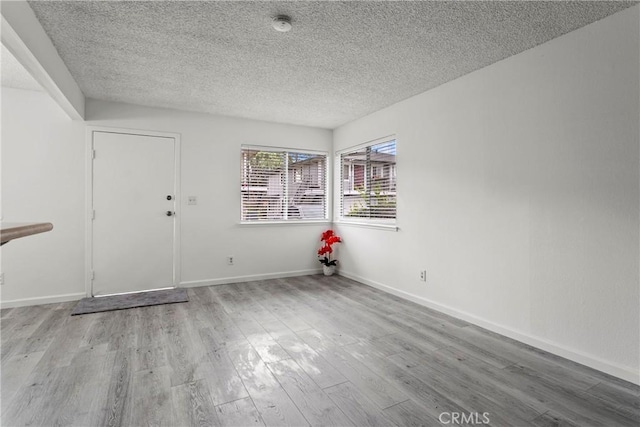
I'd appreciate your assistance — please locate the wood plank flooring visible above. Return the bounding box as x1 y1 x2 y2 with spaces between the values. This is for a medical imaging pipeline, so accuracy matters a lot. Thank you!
1 275 638 426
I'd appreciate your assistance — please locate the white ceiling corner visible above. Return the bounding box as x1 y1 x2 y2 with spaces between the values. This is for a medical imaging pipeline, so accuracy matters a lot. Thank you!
1 44 44 92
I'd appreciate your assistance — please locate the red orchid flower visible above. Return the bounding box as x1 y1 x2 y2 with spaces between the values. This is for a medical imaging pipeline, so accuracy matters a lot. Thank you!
320 229 335 241
318 230 341 267
319 244 333 255
326 235 342 245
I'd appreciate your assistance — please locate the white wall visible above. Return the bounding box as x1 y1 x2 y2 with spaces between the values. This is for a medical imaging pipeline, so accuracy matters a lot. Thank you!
84 99 333 287
333 6 640 383
1 87 85 304
1 92 332 306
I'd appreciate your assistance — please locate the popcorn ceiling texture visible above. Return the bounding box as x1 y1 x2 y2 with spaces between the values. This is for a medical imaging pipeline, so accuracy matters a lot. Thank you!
28 1 635 129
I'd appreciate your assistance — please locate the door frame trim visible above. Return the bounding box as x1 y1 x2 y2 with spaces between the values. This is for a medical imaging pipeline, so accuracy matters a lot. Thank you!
85 126 182 297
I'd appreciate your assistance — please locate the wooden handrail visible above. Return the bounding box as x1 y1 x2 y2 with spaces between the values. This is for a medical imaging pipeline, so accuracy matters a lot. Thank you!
1 222 53 245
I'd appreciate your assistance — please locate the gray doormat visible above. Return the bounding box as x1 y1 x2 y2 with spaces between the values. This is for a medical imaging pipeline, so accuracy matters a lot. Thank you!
71 288 188 315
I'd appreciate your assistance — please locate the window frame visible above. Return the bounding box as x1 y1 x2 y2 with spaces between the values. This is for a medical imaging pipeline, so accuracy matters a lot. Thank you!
240 144 330 224
335 135 397 229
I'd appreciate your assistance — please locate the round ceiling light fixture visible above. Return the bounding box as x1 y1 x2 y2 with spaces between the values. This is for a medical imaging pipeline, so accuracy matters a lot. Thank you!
272 15 292 32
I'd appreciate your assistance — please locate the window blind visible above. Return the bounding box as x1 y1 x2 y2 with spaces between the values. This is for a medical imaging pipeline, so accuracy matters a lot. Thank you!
241 147 328 221
339 138 396 222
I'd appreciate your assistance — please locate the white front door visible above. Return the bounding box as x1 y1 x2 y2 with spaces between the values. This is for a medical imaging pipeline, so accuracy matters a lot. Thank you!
91 131 176 296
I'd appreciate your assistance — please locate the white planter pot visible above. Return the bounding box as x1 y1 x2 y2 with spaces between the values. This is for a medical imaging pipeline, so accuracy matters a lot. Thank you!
323 265 336 276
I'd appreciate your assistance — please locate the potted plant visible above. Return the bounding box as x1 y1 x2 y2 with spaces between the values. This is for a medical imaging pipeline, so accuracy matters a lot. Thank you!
318 229 342 276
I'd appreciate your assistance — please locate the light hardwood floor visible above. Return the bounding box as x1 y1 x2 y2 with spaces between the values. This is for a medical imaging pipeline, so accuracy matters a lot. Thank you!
1 275 638 426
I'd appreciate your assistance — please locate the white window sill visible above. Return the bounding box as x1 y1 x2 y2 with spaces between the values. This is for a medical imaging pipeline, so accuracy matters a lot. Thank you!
333 220 399 231
238 220 331 227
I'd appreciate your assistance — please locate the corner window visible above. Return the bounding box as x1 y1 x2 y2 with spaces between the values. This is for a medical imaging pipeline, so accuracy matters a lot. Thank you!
241 146 328 222
339 137 396 224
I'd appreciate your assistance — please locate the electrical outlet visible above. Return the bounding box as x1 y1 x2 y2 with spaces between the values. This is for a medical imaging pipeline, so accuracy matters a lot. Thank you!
227 256 234 266
0 273 4 286
420 270 427 282
187 196 198 205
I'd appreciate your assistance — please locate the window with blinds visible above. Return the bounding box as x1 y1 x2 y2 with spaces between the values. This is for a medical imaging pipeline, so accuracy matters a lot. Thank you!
241 146 328 222
339 137 396 223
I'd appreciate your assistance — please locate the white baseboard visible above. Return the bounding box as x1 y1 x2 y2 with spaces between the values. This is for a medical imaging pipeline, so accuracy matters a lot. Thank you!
0 292 85 309
180 269 323 288
338 270 640 386
0 270 322 308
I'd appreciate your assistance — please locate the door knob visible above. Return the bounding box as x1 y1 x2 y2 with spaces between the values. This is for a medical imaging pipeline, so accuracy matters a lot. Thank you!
167 195 173 200
166 211 174 216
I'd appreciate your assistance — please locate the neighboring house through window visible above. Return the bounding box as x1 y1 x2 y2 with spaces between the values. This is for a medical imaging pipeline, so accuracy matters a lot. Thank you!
338 136 397 224
241 146 328 222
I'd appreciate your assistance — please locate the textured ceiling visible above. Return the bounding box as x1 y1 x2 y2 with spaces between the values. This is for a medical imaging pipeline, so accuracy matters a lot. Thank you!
27 1 636 129
1 44 43 92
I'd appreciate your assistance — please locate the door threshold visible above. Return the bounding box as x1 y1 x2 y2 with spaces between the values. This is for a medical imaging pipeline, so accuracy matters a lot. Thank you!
94 286 176 298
